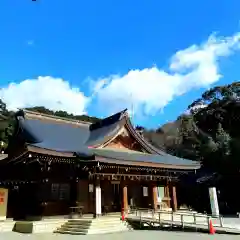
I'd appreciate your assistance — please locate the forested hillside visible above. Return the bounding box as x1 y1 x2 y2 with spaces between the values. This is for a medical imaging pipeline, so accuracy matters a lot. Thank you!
142 81 240 174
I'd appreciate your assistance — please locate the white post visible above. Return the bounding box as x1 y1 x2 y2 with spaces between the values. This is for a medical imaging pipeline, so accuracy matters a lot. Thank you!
209 187 219 216
95 183 101 217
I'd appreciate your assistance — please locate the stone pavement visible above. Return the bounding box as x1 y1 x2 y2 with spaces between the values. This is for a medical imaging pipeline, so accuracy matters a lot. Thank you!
0 230 238 240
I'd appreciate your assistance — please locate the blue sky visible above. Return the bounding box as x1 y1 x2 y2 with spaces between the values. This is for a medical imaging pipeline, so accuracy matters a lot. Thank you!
1 0 240 129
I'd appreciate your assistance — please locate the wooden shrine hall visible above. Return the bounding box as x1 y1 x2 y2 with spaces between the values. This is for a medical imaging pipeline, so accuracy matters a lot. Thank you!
0 109 200 220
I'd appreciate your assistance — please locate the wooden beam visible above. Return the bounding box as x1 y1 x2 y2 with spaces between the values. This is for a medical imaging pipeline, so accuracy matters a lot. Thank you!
89 172 178 181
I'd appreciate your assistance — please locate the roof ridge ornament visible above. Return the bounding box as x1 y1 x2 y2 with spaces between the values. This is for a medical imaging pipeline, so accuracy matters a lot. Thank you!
89 109 128 131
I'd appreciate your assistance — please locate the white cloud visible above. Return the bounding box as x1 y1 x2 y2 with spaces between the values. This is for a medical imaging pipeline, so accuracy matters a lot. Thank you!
1 32 240 117
0 76 89 115
27 40 34 46
93 32 240 116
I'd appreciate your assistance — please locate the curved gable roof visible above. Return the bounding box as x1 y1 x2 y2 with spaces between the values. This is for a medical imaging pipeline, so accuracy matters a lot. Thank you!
15 109 128 152
13 109 200 169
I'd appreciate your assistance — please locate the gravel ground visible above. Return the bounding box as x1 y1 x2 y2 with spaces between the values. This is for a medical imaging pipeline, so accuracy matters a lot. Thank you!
0 230 239 240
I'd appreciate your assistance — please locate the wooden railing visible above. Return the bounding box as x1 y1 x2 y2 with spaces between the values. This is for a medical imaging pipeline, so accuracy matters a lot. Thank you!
127 207 224 228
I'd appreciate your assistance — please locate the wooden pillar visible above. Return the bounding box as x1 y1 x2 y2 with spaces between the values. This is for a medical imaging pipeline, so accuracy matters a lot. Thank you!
95 179 101 217
122 185 128 212
164 185 171 208
152 185 158 211
172 186 178 212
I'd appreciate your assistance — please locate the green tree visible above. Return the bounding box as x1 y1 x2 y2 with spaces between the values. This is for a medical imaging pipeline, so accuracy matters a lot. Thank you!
0 100 14 148
141 81 240 173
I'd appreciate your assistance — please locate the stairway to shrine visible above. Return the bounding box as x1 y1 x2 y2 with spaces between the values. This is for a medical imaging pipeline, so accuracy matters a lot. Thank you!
54 216 132 235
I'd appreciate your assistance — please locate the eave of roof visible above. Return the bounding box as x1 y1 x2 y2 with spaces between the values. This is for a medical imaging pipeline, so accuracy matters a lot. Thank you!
76 147 201 170
26 146 200 170
96 156 200 170
27 145 76 157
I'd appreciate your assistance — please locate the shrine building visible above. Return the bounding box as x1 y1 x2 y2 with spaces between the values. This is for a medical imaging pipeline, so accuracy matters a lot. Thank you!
0 109 200 220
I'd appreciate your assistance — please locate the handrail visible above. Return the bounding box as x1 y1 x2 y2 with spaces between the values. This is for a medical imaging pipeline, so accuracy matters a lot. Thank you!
130 207 222 219
128 207 224 228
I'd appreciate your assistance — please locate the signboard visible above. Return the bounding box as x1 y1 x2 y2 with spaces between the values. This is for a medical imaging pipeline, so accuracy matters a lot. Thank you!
209 187 219 216
143 187 148 197
0 188 8 220
89 184 94 193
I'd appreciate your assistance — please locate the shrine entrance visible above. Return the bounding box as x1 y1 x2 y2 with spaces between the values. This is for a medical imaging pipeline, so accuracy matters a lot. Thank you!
111 181 121 212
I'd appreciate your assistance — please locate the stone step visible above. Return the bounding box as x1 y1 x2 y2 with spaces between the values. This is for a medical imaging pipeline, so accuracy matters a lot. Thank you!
64 223 123 228
62 223 90 229
61 221 128 230
68 218 121 223
72 221 122 225
55 226 129 235
66 220 123 227
55 217 132 235
64 222 91 226
57 227 88 233
68 219 92 224
54 229 87 235
59 224 127 232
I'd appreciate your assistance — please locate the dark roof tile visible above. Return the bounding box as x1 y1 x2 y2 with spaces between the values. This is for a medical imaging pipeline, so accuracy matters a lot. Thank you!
15 110 200 168
23 118 89 152
17 110 125 151
92 148 199 167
